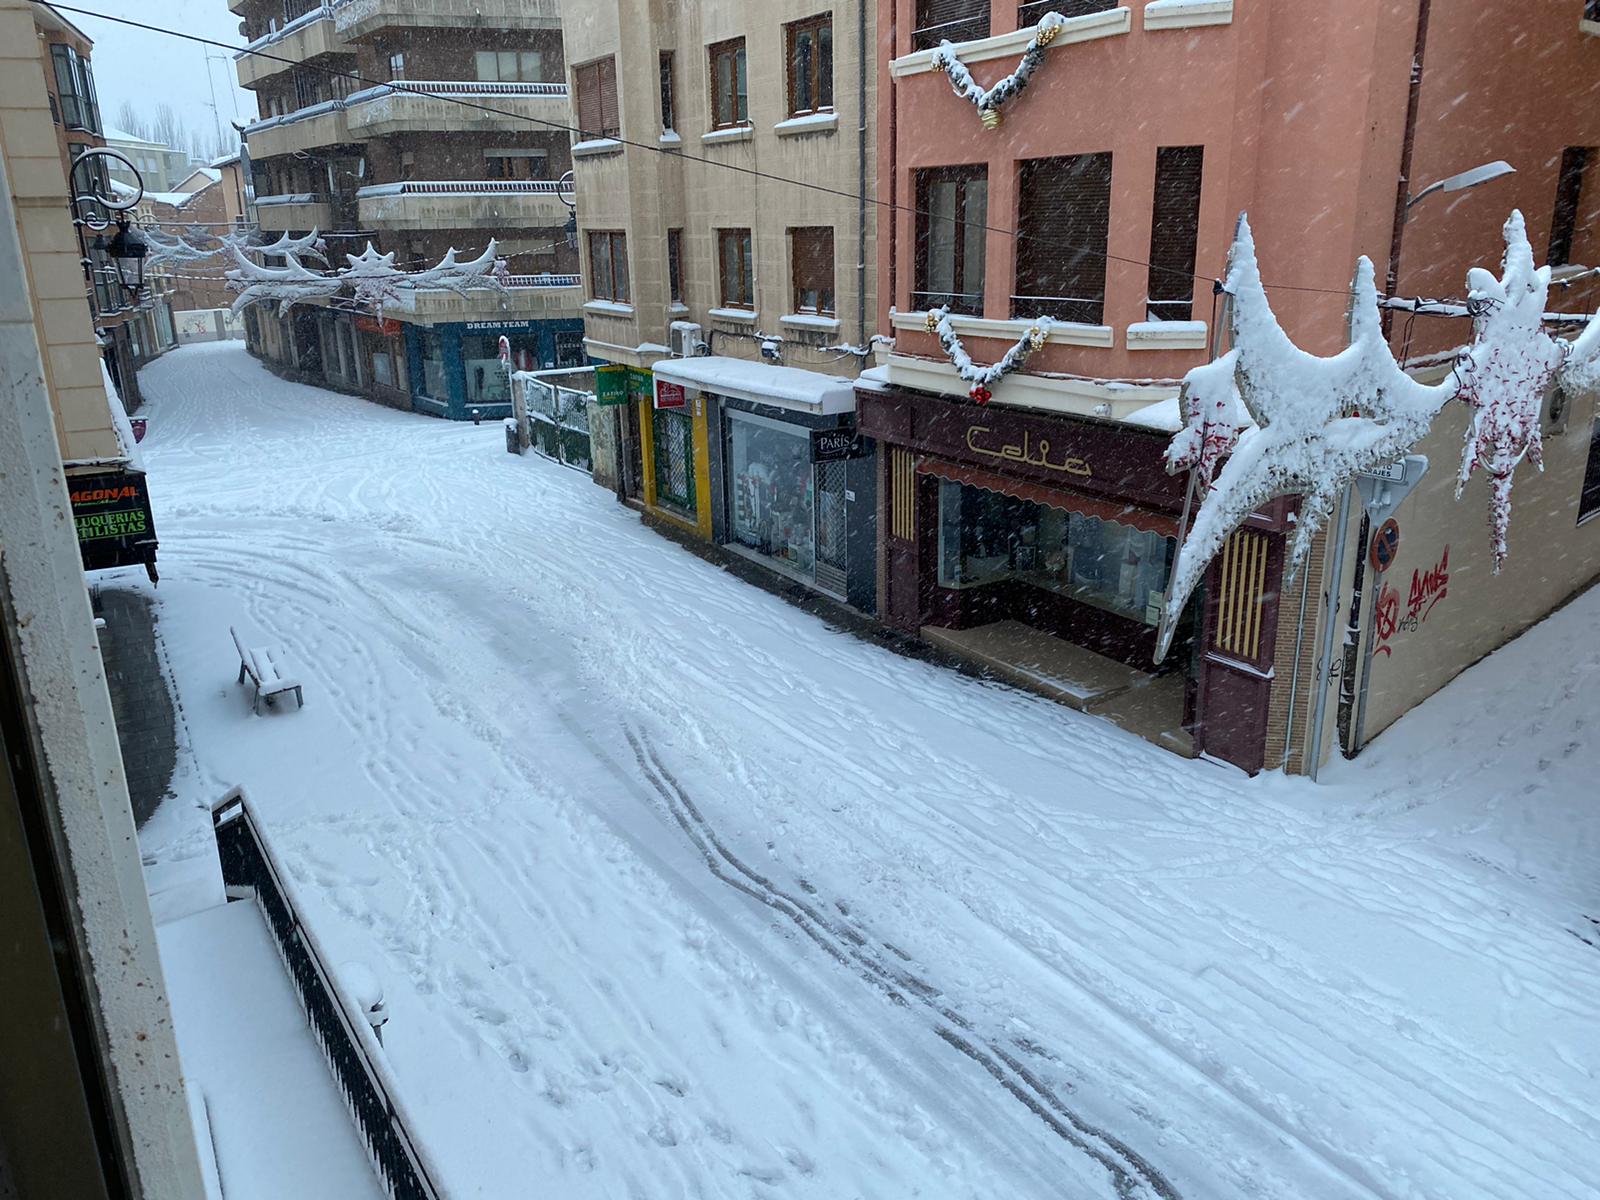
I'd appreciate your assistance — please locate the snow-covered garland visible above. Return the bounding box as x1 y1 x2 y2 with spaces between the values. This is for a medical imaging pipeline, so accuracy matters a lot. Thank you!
930 12 1067 129
225 238 508 317
924 307 1053 404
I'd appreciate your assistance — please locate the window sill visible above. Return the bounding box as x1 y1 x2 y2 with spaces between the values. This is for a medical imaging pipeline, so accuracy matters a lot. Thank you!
572 138 623 159
583 299 635 316
775 112 838 136
1582 17 1600 36
659 130 682 148
701 125 754 145
1143 0 1233 30
1126 319 1208 350
668 302 690 314
780 313 841 332
707 307 757 323
890 7 1130 77
890 310 1114 348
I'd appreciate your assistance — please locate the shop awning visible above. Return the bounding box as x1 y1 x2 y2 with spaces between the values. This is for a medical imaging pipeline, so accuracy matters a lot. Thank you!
917 458 1180 538
649 357 857 415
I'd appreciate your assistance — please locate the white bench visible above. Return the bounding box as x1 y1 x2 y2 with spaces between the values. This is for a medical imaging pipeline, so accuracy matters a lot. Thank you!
230 626 304 715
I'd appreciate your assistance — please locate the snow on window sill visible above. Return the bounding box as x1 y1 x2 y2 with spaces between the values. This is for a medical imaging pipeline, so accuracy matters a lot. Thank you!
584 299 635 316
572 138 623 159
701 125 754 145
707 307 758 323
668 302 690 314
779 313 841 332
775 112 838 136
1583 17 1600 36
1126 319 1209 350
889 8 1130 78
659 130 682 147
1144 0 1233 29
890 310 1114 348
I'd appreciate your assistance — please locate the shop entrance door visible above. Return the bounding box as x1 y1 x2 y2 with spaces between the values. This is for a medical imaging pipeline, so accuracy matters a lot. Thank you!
623 403 644 499
814 459 848 597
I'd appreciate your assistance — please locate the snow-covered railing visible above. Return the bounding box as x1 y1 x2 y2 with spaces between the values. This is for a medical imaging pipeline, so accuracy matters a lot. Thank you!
345 79 568 108
254 192 322 207
355 180 570 197
504 273 580 288
212 788 444 1200
511 366 594 470
244 97 347 136
235 1 339 57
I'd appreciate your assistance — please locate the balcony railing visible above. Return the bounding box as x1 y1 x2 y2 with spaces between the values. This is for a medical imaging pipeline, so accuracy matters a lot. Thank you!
1010 293 1104 325
357 180 568 197
357 180 571 231
237 2 336 57
1018 0 1114 23
347 79 566 102
910 288 983 315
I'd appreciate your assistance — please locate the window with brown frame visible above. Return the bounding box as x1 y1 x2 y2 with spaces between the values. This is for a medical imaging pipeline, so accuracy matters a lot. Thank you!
1550 146 1593 268
1013 151 1111 324
1146 145 1203 321
912 0 989 51
574 57 620 139
709 38 749 129
786 15 834 117
588 230 629 302
660 52 676 131
718 228 754 309
668 229 684 304
790 227 836 315
915 166 988 315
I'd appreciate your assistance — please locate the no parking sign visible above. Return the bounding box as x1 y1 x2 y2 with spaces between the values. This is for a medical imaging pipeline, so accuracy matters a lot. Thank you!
1370 518 1401 574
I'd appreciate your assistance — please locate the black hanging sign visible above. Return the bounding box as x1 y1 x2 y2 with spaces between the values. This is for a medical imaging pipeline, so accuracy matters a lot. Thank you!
810 427 863 463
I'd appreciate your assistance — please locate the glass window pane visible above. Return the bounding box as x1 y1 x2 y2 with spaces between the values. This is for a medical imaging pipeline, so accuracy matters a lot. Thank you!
591 235 610 298
736 48 748 122
716 53 732 125
962 180 988 298
794 30 813 112
612 234 628 300
819 26 833 108
521 50 542 81
926 181 956 295
740 232 752 304
475 51 496 80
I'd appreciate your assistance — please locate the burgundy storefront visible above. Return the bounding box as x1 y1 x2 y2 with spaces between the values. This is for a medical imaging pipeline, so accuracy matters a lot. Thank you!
858 383 1289 774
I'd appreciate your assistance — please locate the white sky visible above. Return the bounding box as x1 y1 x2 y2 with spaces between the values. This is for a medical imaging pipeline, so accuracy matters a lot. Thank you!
61 0 256 142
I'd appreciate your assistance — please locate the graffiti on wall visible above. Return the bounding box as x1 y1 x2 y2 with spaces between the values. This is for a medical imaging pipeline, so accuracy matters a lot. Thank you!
1374 545 1449 657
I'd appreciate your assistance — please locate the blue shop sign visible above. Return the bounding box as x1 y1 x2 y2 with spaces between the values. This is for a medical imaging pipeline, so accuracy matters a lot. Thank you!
464 320 537 333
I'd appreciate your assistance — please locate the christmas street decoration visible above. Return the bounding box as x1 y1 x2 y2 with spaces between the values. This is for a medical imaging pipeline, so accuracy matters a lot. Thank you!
924 307 1052 404
225 239 508 317
930 12 1067 129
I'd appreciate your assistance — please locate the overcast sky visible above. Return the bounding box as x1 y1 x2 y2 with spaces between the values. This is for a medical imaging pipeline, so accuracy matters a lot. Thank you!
63 0 256 141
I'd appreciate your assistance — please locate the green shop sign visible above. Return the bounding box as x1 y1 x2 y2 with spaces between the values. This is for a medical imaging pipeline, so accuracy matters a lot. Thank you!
627 367 654 403
595 364 629 406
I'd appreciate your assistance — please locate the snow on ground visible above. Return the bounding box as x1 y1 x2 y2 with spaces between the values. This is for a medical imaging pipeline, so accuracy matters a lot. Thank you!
132 343 1599 1200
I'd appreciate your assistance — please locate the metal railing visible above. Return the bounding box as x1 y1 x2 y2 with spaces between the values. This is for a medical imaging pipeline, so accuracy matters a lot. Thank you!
211 788 443 1200
910 288 983 315
511 366 594 471
356 180 569 197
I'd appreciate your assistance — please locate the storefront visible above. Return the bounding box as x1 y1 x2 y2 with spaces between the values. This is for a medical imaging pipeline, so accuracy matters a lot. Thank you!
402 318 587 421
354 315 410 408
858 382 1291 771
649 357 876 611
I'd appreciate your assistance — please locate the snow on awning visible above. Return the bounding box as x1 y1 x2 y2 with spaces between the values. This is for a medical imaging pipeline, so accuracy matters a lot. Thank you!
649 356 857 415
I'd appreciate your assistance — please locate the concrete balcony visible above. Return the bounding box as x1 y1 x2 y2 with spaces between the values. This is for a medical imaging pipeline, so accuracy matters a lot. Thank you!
356 180 571 231
393 276 582 322
235 8 348 89
254 193 335 232
244 100 353 159
344 80 569 138
333 0 561 41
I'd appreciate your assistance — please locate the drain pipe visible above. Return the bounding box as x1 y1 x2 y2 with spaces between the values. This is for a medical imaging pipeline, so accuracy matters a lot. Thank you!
856 0 869 349
1382 0 1432 333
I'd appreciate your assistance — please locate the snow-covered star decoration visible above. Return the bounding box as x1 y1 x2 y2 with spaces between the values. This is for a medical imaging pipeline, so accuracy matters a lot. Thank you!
224 237 508 318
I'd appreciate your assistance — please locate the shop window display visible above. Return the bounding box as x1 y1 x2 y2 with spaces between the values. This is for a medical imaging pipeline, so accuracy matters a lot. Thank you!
937 481 1174 624
418 328 447 399
728 411 814 574
463 334 539 406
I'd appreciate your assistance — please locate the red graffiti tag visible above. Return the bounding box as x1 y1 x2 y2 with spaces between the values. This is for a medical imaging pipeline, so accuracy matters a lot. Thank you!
1373 582 1401 657
1407 545 1449 622
1374 545 1449 658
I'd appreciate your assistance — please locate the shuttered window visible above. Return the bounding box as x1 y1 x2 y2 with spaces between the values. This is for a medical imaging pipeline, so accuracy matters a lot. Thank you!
575 57 619 139
1013 152 1111 324
1550 146 1591 268
913 0 989 50
1019 0 1113 22
588 231 629 302
718 229 754 309
915 166 987 315
1146 145 1204 321
1580 416 1600 524
791 227 835 315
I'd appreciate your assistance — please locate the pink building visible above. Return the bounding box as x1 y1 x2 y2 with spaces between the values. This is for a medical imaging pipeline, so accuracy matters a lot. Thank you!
860 0 1600 773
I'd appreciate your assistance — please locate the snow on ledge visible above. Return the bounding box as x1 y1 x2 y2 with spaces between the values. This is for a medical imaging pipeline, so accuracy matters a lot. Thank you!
583 299 635 317
779 313 842 332
1127 320 1209 350
658 130 683 147
701 125 755 145
1121 396 1185 432
707 307 758 323
572 138 623 158
1143 0 1234 29
775 112 839 136
650 356 857 415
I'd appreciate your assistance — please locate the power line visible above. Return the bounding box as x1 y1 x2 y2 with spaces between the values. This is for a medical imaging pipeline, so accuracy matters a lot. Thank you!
44 0 1364 302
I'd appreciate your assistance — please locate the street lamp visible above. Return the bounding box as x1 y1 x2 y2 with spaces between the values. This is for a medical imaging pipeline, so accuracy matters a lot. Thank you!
70 146 149 306
105 216 148 299
1404 160 1515 211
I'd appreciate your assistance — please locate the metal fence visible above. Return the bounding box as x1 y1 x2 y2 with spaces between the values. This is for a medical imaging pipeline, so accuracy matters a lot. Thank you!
511 367 594 472
211 788 443 1200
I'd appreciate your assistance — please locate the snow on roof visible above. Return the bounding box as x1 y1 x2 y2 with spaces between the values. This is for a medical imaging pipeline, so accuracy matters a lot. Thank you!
1121 396 1184 433
209 151 241 168
649 356 857 415
176 167 222 190
102 127 165 148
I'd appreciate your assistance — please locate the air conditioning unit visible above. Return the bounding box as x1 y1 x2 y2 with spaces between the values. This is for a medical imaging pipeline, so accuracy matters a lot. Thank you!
669 321 703 358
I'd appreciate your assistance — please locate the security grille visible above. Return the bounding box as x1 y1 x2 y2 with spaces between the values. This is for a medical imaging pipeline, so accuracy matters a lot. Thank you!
653 408 697 515
814 459 849 597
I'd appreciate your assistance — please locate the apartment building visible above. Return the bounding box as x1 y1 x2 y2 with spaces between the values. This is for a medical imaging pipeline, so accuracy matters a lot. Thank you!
232 0 584 417
562 0 880 611
864 0 1600 774
104 126 197 194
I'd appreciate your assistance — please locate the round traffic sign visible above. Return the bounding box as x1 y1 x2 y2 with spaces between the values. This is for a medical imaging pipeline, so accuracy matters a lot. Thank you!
1370 518 1400 574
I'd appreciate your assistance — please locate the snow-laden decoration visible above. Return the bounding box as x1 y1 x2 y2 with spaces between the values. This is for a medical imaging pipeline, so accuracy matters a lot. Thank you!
1558 308 1600 397
251 229 329 265
225 239 508 317
224 243 343 315
1154 217 1453 658
141 224 323 270
1164 348 1253 492
930 12 1066 129
924 307 1053 404
1452 212 1569 571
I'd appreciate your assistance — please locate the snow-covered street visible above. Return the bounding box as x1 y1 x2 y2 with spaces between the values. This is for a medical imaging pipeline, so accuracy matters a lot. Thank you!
132 343 1599 1200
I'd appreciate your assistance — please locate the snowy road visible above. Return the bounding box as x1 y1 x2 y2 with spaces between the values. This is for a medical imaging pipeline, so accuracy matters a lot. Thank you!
133 344 1599 1200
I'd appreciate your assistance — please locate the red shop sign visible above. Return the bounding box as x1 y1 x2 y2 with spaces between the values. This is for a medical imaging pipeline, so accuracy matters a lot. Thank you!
655 379 687 409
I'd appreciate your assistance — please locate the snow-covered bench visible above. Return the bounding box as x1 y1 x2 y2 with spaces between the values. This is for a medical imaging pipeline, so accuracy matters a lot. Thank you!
230 626 304 715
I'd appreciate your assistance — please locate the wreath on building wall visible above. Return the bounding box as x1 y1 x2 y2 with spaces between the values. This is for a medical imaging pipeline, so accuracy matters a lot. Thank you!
925 307 1053 404
929 12 1067 129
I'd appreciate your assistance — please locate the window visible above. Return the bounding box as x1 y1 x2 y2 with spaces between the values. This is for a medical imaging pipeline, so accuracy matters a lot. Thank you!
790 226 835 315
653 408 697 515
1014 151 1111 324
659 52 676 131
718 228 754 309
588 230 629 302
668 229 684 303
1019 0 1113 23
709 38 749 129
389 52 405 81
50 44 101 134
1580 416 1600 524
915 166 987 315
786 15 834 117
483 148 549 180
913 0 989 51
574 57 620 139
1550 146 1592 268
475 50 545 83
1146 146 1203 321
